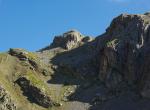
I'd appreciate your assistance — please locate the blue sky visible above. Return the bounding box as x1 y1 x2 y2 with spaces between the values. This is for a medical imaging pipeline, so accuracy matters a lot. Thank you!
0 0 150 51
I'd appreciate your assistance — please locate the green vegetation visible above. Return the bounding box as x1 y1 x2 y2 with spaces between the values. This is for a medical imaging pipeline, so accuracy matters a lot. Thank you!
0 53 53 110
25 71 50 94
145 21 149 24
27 52 39 60
106 38 118 47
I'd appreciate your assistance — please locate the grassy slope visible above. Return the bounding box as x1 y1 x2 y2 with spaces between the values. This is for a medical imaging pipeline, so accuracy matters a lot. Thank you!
0 50 90 110
0 53 48 110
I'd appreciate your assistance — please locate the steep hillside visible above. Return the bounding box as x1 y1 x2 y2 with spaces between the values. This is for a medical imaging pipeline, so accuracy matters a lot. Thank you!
1 12 150 110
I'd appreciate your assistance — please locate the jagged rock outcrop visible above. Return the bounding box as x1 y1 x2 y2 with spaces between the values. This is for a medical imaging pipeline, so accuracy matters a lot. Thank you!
8 48 52 75
50 30 83 50
51 30 83 50
9 48 37 64
9 48 38 68
0 86 16 110
16 77 53 108
40 30 94 51
97 13 150 95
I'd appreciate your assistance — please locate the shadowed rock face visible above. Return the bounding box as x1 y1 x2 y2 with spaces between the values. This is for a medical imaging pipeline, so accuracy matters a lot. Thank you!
97 13 150 95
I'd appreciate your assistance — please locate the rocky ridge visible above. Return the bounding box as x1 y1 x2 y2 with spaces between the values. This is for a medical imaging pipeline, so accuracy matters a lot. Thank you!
0 12 150 110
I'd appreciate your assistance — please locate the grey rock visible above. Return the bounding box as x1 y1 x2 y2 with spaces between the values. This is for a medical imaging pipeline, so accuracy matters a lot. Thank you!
50 30 83 50
0 86 16 110
97 13 150 96
16 77 53 108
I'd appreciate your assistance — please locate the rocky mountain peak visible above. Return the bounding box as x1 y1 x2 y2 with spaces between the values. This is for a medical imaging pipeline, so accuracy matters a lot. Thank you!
40 30 94 51
50 30 85 50
63 29 82 39
103 13 150 49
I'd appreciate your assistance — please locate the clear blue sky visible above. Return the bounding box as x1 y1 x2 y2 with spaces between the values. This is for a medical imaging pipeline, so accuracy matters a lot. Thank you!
0 0 150 51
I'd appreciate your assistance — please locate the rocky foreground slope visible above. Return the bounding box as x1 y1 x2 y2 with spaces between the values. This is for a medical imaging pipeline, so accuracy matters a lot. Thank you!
1 12 150 110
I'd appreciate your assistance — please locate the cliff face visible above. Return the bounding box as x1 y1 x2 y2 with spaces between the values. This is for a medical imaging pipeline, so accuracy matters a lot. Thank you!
97 13 150 96
1 12 150 110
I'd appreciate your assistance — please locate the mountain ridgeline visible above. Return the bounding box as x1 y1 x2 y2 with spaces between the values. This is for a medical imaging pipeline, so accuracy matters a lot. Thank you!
0 12 150 110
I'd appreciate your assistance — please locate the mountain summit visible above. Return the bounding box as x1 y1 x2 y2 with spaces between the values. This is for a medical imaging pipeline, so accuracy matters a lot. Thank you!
41 30 94 51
